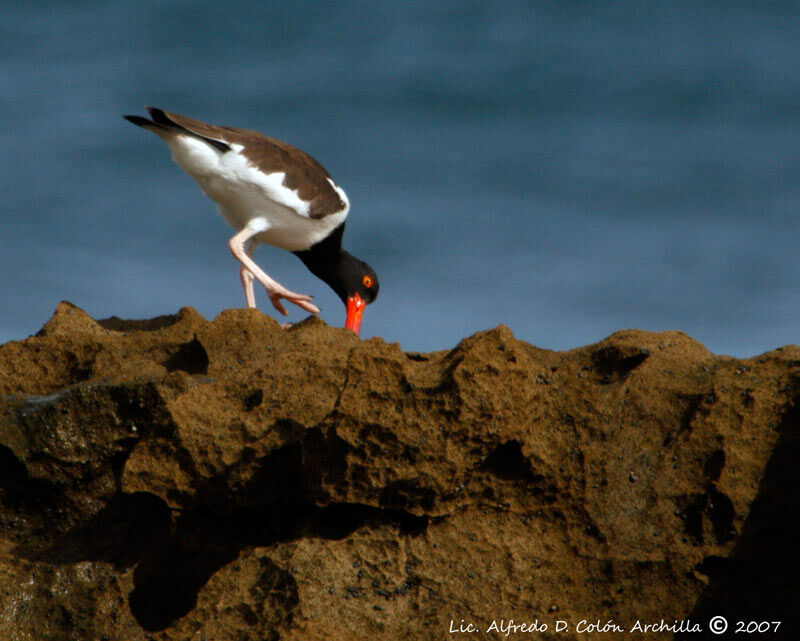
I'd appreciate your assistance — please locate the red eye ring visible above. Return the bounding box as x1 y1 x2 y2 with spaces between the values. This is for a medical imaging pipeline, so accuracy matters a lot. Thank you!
362 275 374 288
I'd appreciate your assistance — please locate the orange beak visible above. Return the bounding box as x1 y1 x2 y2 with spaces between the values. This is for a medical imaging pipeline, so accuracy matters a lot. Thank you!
345 293 365 335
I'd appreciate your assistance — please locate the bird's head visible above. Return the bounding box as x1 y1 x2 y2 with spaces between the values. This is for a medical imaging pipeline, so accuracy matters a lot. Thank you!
294 243 379 336
343 260 379 335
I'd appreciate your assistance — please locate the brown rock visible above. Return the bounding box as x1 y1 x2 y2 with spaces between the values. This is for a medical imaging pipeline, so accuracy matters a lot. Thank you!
0 303 798 640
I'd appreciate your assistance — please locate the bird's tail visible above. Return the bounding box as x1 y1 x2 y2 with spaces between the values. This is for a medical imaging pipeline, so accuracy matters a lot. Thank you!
123 107 231 153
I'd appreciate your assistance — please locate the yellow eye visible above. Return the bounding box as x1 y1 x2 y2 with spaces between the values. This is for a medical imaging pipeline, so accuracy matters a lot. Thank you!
362 275 374 288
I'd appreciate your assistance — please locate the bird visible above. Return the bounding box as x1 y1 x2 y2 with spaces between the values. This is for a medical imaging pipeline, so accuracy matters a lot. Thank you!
123 107 379 335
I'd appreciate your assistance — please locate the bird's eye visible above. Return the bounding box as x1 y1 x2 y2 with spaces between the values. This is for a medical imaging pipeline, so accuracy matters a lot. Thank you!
362 275 373 288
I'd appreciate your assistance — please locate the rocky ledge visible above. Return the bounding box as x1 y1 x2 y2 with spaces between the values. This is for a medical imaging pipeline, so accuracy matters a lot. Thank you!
0 302 798 640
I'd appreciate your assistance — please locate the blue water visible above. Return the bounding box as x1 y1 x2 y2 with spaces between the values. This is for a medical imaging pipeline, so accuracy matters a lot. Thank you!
1 1 798 356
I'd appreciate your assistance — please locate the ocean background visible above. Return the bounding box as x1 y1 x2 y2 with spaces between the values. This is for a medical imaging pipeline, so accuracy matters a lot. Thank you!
1 1 798 356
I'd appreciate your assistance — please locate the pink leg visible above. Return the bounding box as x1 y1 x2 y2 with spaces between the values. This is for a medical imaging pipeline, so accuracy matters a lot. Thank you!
228 222 320 316
238 237 257 308
240 265 256 308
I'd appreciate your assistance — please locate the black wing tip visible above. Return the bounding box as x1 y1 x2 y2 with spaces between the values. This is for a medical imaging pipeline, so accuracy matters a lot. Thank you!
146 106 173 125
123 114 151 127
123 107 172 128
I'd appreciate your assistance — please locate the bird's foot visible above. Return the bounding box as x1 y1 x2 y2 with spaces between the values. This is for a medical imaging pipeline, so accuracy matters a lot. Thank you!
268 288 321 316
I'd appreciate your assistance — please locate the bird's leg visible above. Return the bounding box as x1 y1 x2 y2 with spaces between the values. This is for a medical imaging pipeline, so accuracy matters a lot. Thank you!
228 220 321 316
239 238 257 308
240 266 256 308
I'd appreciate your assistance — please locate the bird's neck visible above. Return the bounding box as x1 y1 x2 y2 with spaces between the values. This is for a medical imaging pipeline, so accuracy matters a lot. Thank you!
293 223 352 303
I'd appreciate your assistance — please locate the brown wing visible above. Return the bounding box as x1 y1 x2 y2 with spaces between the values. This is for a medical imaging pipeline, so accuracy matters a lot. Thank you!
149 107 348 219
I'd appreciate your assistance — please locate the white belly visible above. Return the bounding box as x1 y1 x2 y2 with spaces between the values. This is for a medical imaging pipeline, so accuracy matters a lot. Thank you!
165 134 348 251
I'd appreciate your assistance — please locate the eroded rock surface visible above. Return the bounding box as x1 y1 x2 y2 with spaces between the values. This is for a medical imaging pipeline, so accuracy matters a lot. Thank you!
1 302 798 640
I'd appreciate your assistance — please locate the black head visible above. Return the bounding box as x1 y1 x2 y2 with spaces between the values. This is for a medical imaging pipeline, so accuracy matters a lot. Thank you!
294 243 379 335
329 253 378 335
300 250 378 307
341 255 377 335
342 256 379 305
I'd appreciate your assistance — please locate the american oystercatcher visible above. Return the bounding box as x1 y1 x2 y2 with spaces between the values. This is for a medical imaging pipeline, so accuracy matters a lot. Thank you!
123 107 379 335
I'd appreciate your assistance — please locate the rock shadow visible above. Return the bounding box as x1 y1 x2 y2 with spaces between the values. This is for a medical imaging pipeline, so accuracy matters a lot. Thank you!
677 390 800 639
17 428 428 633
